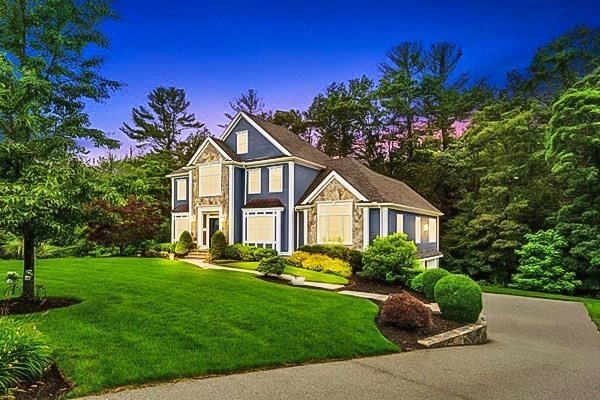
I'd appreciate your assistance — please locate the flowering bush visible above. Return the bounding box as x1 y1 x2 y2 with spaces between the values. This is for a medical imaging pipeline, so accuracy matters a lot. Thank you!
300 254 352 278
0 318 51 396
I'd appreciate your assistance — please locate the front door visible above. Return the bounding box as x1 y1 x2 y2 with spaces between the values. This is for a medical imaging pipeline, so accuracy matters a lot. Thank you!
208 216 219 246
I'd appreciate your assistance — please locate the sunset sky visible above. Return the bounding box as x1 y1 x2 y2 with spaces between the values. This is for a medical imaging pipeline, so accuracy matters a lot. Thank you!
86 0 600 156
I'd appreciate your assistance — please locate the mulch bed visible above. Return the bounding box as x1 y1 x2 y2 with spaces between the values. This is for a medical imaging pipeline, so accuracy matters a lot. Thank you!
10 364 72 400
343 276 429 302
1 297 81 315
376 313 465 351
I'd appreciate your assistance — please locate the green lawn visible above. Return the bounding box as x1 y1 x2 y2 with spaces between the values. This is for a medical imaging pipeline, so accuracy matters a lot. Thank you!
218 261 349 285
482 286 600 329
0 258 395 396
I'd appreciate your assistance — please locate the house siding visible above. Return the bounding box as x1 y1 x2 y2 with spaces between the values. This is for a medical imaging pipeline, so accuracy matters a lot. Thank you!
294 164 321 204
297 212 304 247
389 210 438 253
223 119 284 160
245 163 290 253
233 167 245 243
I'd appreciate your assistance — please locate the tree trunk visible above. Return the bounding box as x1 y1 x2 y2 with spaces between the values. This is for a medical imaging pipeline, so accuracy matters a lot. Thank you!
22 225 35 300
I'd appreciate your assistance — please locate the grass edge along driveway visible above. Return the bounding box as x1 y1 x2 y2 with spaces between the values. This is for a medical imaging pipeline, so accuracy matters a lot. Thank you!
482 286 600 330
0 258 396 397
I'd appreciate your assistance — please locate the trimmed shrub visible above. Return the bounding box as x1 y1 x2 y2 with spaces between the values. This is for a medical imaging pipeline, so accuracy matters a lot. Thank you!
0 319 51 396
422 268 450 300
257 255 286 276
380 292 433 330
209 230 228 259
409 271 425 293
301 254 352 278
434 274 483 323
297 244 362 273
238 245 257 261
223 243 245 260
287 251 311 268
253 247 278 260
361 233 420 283
158 243 175 253
174 231 193 256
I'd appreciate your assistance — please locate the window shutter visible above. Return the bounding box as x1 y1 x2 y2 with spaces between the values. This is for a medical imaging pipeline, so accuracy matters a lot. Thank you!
415 216 421 244
429 218 436 243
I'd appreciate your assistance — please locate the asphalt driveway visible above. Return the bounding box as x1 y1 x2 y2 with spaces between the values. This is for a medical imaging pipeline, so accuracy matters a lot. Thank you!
83 293 600 400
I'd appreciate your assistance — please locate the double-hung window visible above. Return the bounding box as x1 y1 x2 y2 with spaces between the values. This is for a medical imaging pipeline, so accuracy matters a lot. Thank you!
236 130 248 154
269 166 283 193
248 169 261 194
176 179 187 201
317 202 353 245
199 164 221 196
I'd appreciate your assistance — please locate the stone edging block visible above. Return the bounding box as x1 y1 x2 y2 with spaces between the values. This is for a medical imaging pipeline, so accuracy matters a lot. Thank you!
417 315 488 348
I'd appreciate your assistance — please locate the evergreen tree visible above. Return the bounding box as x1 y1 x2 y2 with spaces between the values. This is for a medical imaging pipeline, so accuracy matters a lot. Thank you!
121 86 209 163
221 89 269 127
545 68 600 292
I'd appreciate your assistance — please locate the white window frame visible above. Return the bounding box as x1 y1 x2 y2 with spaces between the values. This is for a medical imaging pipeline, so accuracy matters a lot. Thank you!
316 201 353 245
396 213 404 234
243 208 282 252
236 130 248 154
415 216 421 244
172 213 190 242
176 179 187 201
199 163 222 197
247 168 261 194
268 166 283 193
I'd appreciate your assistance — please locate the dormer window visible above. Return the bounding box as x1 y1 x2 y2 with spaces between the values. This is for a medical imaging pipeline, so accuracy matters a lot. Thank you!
236 130 248 154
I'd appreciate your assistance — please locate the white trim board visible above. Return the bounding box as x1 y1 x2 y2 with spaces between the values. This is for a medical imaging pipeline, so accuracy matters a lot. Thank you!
219 112 292 157
187 137 233 166
301 171 368 205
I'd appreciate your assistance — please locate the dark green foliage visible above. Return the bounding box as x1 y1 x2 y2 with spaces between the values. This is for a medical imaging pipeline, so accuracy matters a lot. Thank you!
257 256 286 276
209 231 228 260
0 319 51 396
222 244 277 261
380 292 433 330
512 230 581 294
253 248 278 261
546 68 600 292
434 275 483 323
410 272 425 293
422 268 451 300
174 231 193 256
361 234 420 283
223 243 245 260
297 244 363 273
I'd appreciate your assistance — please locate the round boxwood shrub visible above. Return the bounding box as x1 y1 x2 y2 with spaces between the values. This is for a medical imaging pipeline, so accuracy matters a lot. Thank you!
174 231 193 256
380 292 433 330
434 274 483 323
422 268 450 300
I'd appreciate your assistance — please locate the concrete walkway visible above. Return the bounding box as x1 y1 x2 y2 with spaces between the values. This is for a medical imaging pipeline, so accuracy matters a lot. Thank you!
182 258 346 290
82 293 600 400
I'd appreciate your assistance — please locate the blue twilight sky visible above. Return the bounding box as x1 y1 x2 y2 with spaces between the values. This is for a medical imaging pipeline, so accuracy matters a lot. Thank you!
85 0 600 156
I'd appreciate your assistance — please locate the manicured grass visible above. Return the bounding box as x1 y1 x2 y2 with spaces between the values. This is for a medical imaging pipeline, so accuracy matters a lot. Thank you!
219 261 349 285
0 258 395 396
482 286 600 329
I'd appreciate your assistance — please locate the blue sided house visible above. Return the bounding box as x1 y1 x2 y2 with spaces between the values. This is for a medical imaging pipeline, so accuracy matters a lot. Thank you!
167 111 443 267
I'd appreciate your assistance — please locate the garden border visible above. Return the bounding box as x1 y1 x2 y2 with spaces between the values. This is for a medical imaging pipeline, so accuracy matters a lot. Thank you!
417 315 487 348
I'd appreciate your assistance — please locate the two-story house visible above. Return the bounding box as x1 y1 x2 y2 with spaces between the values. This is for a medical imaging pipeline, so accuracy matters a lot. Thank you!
167 111 443 267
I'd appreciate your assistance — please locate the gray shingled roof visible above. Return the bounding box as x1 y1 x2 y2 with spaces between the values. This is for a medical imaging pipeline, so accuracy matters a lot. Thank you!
243 198 285 209
244 113 331 165
212 138 242 161
298 157 441 214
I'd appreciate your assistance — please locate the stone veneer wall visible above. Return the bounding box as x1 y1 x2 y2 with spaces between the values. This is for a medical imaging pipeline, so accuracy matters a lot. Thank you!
306 179 363 249
189 143 229 242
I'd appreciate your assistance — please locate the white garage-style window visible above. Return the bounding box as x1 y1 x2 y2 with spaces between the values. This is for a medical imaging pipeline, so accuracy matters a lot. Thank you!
199 163 221 196
243 209 281 251
236 130 248 154
248 168 261 194
172 214 190 242
176 179 187 201
317 201 353 245
269 166 283 193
